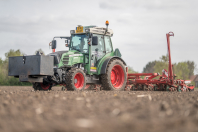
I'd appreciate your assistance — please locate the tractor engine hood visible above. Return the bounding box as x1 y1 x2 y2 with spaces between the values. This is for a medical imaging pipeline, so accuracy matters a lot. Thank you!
59 50 84 68
47 50 68 65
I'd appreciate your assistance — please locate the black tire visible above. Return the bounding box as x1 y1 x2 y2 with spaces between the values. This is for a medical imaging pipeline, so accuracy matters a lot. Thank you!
101 59 127 91
65 68 86 91
33 82 52 91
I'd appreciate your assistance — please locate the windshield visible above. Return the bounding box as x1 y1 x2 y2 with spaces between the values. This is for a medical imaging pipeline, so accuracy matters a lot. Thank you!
70 34 88 53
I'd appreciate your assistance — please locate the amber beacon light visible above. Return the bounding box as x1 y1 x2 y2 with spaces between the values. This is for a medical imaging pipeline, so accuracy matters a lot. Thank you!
105 20 109 26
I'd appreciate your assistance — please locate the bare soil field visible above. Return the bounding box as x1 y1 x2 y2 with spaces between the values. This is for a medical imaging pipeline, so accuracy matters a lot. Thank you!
0 86 198 132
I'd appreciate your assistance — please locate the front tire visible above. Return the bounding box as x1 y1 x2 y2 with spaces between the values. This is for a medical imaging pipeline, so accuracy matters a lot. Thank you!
101 59 127 91
65 68 86 91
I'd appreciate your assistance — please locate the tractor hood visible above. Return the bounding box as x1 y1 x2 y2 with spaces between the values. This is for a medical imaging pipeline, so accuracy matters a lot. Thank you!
58 50 84 68
47 51 68 65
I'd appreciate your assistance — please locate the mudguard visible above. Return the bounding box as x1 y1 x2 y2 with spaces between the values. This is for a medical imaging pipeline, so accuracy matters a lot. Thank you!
100 56 127 74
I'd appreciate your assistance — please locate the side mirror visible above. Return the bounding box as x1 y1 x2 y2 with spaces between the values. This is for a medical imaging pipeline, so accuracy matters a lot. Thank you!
92 36 98 46
65 39 70 47
52 40 57 49
65 44 70 47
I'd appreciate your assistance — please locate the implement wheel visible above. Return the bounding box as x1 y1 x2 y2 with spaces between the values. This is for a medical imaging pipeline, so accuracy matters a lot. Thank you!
33 82 52 91
101 59 127 91
66 68 86 91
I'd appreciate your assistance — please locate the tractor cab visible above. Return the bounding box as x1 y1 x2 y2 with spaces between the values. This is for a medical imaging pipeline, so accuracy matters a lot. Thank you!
65 22 114 75
47 21 126 91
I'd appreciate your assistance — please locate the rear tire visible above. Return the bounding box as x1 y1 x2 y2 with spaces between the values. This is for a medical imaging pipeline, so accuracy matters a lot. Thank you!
65 68 86 91
101 59 127 91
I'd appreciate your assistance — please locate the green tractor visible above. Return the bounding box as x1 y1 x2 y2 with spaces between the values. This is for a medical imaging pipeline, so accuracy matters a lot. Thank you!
8 21 127 91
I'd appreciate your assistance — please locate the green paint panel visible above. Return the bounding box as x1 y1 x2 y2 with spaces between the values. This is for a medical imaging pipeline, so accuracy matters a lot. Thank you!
58 50 84 68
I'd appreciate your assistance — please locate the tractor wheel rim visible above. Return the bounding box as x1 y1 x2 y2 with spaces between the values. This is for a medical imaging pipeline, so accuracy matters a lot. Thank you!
74 73 84 89
40 83 50 90
111 65 124 89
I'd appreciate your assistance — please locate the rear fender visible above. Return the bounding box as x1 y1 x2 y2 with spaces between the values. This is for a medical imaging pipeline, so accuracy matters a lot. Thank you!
100 57 126 74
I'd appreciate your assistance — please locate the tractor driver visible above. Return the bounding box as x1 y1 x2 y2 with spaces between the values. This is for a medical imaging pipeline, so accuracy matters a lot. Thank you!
74 37 88 53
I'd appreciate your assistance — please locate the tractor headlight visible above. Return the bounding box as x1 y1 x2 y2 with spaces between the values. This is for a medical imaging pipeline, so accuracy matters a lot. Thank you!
70 30 75 34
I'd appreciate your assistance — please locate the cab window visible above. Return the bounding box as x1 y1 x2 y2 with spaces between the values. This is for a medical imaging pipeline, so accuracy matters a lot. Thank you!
104 36 113 53
70 34 88 53
92 34 105 52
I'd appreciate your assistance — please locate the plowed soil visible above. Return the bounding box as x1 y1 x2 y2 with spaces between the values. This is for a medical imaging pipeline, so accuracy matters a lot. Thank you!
0 86 198 132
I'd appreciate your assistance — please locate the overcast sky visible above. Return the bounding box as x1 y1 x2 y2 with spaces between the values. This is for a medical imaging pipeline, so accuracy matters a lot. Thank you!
0 0 198 73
